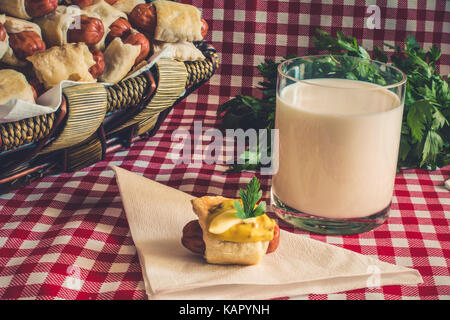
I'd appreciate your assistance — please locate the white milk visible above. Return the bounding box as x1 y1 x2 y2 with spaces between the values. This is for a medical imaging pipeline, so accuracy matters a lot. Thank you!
272 78 403 219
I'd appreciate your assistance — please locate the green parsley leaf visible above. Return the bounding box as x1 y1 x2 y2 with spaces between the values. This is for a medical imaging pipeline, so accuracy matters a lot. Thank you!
234 177 267 219
234 200 247 219
421 130 445 168
407 100 433 142
253 201 267 217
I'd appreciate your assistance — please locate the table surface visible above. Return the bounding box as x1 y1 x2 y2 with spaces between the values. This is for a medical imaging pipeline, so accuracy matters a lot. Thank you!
0 101 449 300
1 0 449 300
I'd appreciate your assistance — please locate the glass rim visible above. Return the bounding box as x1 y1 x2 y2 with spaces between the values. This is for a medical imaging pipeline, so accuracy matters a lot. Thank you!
277 55 407 90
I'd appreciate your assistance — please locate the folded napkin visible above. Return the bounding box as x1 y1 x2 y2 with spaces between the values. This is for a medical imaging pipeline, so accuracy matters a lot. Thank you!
110 166 422 300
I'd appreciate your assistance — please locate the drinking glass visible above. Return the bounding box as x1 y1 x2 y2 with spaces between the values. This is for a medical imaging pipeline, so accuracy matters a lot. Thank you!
271 55 406 235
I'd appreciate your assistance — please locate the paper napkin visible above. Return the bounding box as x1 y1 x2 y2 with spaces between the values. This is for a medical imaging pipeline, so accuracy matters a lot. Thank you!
110 165 422 300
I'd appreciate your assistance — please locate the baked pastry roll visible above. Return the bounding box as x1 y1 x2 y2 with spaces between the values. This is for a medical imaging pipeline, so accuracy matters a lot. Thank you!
35 5 84 47
190 196 277 265
152 40 205 62
0 69 35 105
82 0 127 50
100 37 140 84
0 0 31 20
113 0 145 14
0 16 43 67
37 6 105 48
152 0 203 43
27 42 96 89
0 0 58 20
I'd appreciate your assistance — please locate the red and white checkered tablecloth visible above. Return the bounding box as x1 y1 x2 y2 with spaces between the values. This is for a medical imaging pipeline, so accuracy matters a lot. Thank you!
0 0 449 300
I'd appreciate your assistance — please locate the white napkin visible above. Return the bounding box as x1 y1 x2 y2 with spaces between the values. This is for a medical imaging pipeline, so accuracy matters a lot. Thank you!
110 165 422 300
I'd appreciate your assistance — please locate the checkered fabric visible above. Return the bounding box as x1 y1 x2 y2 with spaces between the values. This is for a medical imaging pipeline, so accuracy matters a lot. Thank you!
0 0 449 300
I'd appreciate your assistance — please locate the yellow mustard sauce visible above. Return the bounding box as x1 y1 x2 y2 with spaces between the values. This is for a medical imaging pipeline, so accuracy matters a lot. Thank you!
206 199 275 242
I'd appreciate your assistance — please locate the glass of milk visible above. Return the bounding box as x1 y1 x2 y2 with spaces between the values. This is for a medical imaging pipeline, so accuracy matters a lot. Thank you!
271 55 406 235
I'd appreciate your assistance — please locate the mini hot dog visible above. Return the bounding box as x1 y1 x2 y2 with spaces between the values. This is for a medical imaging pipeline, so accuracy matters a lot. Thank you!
67 15 104 47
36 2 123 50
182 219 280 255
81 0 128 50
25 0 58 18
1 16 45 66
28 76 46 98
105 17 131 45
182 178 281 266
122 31 150 65
0 21 6 42
88 48 105 79
128 3 156 38
0 17 8 60
0 0 58 20
129 1 208 42
8 30 46 60
36 5 104 47
200 18 209 39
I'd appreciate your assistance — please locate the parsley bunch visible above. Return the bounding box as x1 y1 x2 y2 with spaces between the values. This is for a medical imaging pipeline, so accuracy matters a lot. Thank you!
217 29 449 171
234 177 266 219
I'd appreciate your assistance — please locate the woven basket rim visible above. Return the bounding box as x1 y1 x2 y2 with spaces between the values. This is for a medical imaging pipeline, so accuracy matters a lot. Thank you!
0 41 218 156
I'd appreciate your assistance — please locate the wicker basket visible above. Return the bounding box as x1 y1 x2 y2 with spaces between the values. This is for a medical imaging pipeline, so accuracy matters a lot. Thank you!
0 42 219 193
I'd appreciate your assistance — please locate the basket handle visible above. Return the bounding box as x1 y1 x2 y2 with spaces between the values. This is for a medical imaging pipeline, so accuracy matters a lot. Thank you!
109 58 188 136
38 84 108 155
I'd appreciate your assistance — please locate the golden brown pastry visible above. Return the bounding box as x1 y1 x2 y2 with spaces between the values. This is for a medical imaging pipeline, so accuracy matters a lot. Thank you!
99 37 140 84
27 42 96 89
2 15 41 35
152 0 204 43
152 41 205 62
0 0 31 20
0 69 36 105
